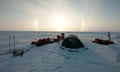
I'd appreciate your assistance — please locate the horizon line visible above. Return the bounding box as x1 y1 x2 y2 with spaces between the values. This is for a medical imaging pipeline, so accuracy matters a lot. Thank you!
0 30 120 33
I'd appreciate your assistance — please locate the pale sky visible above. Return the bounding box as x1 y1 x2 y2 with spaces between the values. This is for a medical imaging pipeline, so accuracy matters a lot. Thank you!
0 0 120 32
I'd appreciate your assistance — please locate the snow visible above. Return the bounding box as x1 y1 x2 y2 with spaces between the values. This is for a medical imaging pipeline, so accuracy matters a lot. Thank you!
0 31 120 72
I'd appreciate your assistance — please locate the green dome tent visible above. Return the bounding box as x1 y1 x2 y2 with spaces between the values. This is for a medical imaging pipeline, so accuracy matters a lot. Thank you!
61 35 84 49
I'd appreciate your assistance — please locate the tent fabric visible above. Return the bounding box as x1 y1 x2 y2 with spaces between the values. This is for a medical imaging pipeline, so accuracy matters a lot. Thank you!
61 35 84 49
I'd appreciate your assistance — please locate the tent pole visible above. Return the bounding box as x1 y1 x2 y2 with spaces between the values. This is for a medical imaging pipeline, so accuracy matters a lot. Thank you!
9 35 11 52
13 35 15 51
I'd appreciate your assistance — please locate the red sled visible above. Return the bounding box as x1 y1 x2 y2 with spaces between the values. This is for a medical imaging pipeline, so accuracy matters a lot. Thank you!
31 38 53 46
92 38 114 45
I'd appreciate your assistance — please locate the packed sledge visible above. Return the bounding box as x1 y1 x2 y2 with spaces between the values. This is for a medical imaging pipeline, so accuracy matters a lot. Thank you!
92 38 114 45
92 32 114 45
31 33 64 46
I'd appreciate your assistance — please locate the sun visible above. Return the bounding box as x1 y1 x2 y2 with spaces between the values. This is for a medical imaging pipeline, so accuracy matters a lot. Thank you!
54 16 66 31
34 19 39 31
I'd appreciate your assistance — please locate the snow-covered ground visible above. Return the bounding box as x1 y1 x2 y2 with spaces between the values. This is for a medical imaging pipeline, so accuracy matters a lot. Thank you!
0 31 120 72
